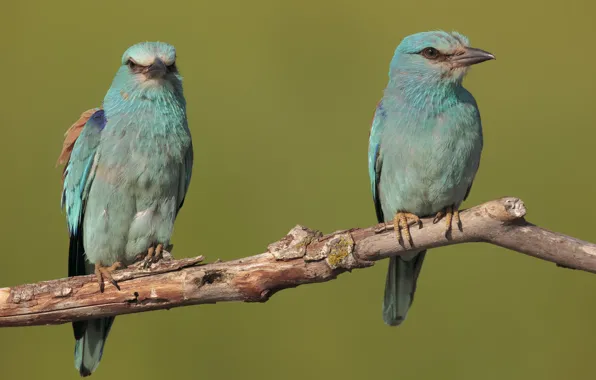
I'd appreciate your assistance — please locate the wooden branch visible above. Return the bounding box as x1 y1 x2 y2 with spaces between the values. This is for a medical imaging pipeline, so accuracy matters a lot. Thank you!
1 197 595 328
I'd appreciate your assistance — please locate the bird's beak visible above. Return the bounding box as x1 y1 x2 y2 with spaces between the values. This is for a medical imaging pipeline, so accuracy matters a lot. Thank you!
451 47 495 67
146 58 167 79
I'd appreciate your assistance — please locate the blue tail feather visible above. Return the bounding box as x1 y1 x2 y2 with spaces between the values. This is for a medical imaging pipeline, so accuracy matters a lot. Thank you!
382 251 426 326
74 317 114 377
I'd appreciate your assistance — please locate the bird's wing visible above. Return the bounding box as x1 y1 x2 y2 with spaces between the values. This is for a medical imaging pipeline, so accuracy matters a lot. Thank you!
461 90 484 203
177 139 194 213
463 134 483 202
463 175 475 201
369 101 386 223
59 108 106 278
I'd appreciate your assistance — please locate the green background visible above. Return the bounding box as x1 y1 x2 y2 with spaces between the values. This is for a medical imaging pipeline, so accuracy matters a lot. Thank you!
1 0 595 379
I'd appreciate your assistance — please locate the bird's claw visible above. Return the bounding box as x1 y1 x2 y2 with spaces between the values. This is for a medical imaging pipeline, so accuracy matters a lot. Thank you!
95 262 122 292
433 205 462 238
393 212 422 247
142 243 164 269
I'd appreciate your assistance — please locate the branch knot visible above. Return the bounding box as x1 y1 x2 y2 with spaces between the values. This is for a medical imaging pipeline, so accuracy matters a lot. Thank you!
268 225 322 260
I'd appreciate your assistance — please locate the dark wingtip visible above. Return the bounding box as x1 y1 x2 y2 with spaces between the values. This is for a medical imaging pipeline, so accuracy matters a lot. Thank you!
79 366 93 377
383 318 405 327
72 321 87 340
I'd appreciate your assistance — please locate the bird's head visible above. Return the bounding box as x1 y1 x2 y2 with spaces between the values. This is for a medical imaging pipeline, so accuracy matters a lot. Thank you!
389 31 494 86
107 42 183 103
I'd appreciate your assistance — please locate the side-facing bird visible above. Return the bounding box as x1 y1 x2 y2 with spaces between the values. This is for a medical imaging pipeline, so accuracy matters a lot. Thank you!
57 42 193 376
368 31 494 326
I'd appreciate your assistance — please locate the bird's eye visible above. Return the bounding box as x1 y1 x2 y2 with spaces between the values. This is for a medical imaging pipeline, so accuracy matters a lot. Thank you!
127 59 139 69
166 63 177 73
420 47 440 60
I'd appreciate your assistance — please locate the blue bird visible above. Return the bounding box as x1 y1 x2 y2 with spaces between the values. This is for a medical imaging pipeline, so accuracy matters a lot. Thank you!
368 31 494 326
58 42 193 376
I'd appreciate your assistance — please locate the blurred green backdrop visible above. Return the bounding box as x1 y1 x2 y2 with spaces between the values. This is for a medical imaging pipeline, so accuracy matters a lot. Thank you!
1 0 595 379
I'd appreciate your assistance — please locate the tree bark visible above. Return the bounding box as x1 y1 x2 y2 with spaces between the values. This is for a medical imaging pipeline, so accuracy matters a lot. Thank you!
1 197 594 327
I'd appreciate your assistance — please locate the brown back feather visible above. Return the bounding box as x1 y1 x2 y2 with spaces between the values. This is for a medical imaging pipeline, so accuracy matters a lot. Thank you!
57 108 101 181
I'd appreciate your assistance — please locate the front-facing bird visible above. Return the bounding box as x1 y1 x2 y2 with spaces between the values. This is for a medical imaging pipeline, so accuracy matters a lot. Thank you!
58 42 193 376
368 31 494 326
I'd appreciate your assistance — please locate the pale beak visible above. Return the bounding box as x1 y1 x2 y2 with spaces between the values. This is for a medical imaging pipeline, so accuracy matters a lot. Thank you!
451 47 495 67
146 58 167 79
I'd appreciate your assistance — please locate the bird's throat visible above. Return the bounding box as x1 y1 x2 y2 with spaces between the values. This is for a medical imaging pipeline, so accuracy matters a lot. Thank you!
385 78 463 112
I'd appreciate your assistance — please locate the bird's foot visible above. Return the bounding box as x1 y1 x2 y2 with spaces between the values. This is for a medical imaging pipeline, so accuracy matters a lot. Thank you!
95 262 122 293
143 243 164 269
433 205 462 238
393 212 422 247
